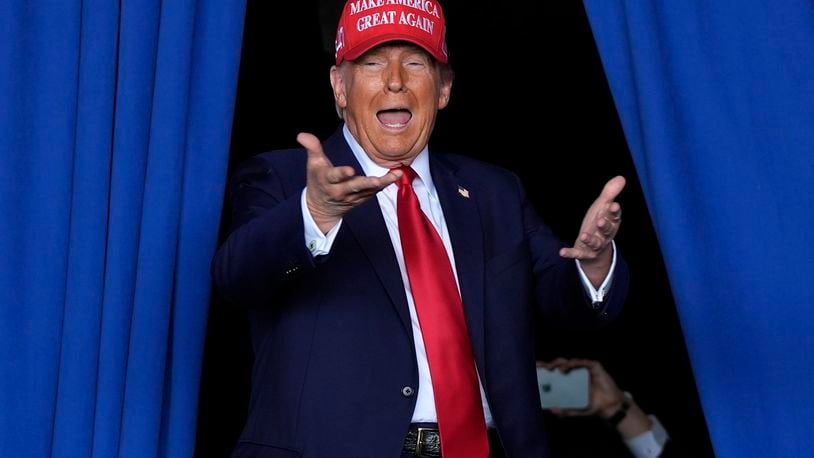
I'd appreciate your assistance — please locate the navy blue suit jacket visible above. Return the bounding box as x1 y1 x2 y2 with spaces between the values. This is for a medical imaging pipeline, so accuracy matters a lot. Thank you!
211 128 629 457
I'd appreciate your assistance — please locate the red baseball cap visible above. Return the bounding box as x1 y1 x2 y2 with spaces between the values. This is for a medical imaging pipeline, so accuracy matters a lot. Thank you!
334 0 448 65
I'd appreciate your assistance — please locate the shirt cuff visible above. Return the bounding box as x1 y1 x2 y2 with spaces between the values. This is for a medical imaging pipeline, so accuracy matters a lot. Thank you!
624 415 670 458
575 240 617 304
302 188 342 256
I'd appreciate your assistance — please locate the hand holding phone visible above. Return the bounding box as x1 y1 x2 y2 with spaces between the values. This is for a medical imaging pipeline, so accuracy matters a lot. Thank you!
536 366 590 410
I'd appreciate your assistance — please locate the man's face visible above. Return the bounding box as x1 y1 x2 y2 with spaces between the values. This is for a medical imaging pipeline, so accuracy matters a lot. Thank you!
330 43 452 167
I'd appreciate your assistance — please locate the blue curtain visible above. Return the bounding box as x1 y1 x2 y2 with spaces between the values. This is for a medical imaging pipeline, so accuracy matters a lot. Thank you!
0 0 246 456
582 1 814 456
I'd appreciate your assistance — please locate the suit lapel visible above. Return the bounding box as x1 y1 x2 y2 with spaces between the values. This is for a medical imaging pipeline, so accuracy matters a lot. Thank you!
430 156 487 372
324 131 413 336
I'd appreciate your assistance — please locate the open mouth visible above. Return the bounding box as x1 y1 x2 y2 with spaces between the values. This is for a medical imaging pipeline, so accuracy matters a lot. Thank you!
377 108 412 129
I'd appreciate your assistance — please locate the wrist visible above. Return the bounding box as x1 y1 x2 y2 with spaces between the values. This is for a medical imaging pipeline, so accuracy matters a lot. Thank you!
580 243 613 266
603 391 632 426
598 389 628 420
307 205 340 234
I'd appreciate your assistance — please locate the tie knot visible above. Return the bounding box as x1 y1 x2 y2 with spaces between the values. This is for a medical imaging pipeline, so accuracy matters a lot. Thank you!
391 165 417 187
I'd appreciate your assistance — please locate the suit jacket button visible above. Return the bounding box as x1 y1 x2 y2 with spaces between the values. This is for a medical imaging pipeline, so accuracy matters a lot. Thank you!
401 386 414 397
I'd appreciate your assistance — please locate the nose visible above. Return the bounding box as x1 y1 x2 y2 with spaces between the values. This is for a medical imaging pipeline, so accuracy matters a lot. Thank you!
385 65 405 92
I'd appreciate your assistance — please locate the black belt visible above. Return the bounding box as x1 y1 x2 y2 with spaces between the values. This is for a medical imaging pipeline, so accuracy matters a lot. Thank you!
402 425 503 458
403 426 442 457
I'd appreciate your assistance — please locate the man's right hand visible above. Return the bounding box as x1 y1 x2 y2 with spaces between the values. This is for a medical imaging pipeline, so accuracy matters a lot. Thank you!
298 132 402 233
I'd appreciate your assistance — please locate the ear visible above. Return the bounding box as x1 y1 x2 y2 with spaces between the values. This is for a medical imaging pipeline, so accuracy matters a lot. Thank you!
330 65 348 109
438 78 452 110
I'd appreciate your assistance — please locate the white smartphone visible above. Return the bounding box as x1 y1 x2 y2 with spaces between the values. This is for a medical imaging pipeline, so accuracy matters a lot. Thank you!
536 367 590 410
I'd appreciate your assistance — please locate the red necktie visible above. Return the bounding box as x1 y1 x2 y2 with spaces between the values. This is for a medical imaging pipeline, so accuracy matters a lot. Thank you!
393 166 489 458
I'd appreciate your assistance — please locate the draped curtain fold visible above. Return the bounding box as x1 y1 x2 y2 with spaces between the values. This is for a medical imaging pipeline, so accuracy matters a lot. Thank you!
0 0 246 456
582 0 814 456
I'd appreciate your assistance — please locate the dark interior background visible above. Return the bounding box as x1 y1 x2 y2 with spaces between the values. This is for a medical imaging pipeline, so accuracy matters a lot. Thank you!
196 1 715 456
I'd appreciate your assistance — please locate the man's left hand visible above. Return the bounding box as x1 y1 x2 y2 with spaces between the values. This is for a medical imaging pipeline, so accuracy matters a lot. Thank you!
559 176 625 282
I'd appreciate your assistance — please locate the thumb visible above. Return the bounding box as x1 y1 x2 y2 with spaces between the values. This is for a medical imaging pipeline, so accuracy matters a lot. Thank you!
297 132 331 167
597 175 626 203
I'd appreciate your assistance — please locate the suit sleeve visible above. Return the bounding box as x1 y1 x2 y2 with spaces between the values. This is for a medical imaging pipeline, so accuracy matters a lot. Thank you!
210 155 315 308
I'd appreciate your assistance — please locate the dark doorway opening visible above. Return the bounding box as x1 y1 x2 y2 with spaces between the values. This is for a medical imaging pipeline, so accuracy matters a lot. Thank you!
196 1 715 457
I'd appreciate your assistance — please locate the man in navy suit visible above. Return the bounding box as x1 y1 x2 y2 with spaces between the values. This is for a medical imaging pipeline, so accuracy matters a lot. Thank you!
211 1 629 456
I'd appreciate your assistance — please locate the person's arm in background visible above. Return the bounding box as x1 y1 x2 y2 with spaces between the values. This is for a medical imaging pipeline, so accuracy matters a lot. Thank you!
539 358 670 458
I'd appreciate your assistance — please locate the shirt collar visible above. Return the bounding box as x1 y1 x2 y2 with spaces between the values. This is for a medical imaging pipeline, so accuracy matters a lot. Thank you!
342 124 434 192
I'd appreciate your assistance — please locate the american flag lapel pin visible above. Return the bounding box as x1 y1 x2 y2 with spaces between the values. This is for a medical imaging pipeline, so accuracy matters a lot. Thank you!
457 185 470 198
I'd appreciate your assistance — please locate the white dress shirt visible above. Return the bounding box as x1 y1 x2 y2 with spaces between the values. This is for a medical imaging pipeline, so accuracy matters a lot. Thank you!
301 125 616 426
625 415 670 458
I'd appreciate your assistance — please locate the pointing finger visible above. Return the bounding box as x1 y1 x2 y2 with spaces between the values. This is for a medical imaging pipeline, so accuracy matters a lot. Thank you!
325 166 355 184
605 202 622 221
344 169 402 195
374 168 402 188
